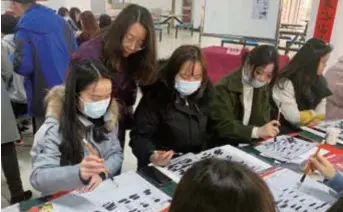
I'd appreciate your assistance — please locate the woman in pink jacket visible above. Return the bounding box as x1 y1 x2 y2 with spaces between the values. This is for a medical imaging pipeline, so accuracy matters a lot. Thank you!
325 56 343 120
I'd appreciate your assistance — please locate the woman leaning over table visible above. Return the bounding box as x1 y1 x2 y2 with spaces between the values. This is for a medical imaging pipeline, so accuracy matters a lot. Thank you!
272 38 332 133
210 45 280 146
130 45 213 169
30 59 123 196
71 4 157 148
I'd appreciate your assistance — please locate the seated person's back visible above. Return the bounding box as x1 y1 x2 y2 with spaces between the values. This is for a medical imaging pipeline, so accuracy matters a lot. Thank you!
169 158 276 212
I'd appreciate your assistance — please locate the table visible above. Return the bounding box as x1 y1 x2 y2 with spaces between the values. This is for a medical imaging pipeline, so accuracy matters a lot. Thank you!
202 46 290 83
3 122 341 212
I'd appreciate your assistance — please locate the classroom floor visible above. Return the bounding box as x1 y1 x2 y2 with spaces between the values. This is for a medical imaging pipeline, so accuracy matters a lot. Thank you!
1 29 225 208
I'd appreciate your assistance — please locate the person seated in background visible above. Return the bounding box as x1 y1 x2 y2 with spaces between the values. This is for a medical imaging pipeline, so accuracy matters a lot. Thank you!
273 38 332 133
76 11 100 46
57 7 79 32
30 59 123 195
70 7 82 30
325 55 343 120
130 45 213 169
210 45 280 146
309 154 343 194
99 14 112 29
169 158 276 212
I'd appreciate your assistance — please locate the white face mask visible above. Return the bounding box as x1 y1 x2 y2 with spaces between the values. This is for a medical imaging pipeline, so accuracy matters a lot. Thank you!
174 79 201 96
250 79 268 88
242 68 268 88
81 98 111 119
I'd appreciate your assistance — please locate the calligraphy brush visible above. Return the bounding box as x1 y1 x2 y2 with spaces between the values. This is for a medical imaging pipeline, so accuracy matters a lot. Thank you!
298 140 325 186
82 139 112 180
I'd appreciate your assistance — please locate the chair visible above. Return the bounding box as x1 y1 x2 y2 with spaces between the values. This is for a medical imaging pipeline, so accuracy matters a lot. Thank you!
175 22 194 38
154 24 163 42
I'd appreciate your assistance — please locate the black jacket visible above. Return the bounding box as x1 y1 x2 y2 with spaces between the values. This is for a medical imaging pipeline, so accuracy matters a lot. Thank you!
130 79 213 169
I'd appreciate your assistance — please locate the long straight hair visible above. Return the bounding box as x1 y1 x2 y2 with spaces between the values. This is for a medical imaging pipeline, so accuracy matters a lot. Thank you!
102 4 157 85
80 11 100 39
277 38 332 99
59 59 114 165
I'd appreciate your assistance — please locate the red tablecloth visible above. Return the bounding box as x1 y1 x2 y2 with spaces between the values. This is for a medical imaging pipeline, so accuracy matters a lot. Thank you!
202 46 290 83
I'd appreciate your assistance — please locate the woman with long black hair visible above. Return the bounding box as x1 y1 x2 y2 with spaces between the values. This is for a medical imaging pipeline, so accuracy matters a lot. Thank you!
72 4 157 148
273 38 332 132
30 59 123 195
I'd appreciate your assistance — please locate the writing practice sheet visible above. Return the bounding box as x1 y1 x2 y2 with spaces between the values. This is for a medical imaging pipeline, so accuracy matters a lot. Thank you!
51 172 171 212
264 168 337 212
255 135 317 162
315 120 343 140
162 145 272 182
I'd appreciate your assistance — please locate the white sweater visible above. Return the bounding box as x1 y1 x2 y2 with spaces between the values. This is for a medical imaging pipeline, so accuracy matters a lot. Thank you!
272 79 326 126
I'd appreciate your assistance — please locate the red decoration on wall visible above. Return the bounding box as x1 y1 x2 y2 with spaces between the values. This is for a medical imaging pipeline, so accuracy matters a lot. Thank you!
313 0 339 42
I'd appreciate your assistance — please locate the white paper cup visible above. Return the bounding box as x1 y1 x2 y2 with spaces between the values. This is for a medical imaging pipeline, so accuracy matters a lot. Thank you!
326 127 340 145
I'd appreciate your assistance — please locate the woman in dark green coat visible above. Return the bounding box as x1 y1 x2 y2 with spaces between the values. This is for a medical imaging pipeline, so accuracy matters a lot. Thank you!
210 45 280 146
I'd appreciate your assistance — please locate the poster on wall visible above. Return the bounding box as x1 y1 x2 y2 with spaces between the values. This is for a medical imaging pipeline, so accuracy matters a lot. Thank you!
108 0 125 9
313 0 338 42
252 0 270 20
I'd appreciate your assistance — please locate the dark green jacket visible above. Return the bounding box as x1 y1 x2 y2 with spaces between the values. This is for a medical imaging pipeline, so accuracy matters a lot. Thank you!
210 68 271 145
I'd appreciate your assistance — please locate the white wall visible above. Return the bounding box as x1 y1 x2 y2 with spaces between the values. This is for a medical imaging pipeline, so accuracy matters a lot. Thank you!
307 0 343 70
126 0 172 11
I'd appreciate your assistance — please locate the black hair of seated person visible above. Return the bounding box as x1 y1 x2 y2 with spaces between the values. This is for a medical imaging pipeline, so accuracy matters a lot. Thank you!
1 14 19 34
99 14 112 29
327 196 343 212
57 7 69 17
169 158 276 212
241 45 280 86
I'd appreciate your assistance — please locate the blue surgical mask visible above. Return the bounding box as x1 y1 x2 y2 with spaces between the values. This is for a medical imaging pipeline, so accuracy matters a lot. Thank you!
81 98 110 119
174 79 201 96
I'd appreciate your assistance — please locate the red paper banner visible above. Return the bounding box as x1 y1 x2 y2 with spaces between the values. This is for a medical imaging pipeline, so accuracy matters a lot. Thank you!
313 0 339 42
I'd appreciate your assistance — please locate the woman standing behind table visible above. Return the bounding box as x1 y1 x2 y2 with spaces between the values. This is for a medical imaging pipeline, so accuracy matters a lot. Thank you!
76 11 100 46
130 45 213 169
273 38 332 132
30 59 123 195
210 45 280 146
72 4 157 148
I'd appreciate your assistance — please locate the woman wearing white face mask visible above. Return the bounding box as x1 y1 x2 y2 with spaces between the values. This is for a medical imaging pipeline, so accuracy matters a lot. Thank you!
130 45 213 169
210 45 280 145
30 59 123 195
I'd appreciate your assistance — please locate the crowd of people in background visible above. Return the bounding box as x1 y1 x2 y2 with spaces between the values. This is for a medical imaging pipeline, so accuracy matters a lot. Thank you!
1 0 343 210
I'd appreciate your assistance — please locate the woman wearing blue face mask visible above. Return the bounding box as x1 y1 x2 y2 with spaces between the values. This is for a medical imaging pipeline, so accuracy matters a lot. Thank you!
210 45 280 145
30 59 123 195
130 45 213 169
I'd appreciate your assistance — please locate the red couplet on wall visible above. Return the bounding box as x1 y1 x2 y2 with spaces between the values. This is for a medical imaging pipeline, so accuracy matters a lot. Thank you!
313 0 339 42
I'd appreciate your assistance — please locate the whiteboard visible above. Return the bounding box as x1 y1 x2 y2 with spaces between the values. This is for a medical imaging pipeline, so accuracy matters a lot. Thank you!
203 0 281 40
